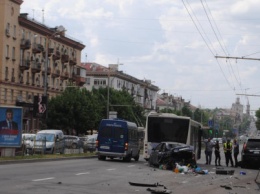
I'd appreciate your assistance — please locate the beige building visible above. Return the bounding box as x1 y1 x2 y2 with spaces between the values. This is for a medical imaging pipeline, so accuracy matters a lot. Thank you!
82 63 160 111
0 0 85 131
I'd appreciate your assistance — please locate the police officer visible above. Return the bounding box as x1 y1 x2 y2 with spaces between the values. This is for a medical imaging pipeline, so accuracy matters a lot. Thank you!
223 138 234 167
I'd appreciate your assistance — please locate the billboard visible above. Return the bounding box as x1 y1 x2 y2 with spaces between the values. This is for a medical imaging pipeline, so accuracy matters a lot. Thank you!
0 106 23 147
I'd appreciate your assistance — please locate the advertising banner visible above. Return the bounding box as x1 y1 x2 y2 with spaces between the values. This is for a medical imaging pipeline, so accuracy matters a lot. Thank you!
0 106 23 147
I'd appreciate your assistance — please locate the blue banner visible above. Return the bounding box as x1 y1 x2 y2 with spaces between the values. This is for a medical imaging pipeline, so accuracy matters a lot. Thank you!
0 106 22 147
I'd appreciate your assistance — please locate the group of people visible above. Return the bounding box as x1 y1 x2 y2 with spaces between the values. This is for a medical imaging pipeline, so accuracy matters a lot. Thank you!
204 137 239 167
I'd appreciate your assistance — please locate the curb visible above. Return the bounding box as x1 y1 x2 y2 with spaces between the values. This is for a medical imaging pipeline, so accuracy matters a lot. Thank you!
0 155 98 165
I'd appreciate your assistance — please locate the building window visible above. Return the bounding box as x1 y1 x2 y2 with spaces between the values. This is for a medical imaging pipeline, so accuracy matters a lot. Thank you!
26 72 29 84
13 25 16 38
6 45 9 59
11 89 13 102
12 47 15 60
5 67 8 80
4 89 7 101
86 78 90 85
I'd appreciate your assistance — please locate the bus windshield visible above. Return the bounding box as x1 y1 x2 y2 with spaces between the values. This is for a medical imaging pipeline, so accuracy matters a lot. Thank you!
99 127 125 139
147 117 189 143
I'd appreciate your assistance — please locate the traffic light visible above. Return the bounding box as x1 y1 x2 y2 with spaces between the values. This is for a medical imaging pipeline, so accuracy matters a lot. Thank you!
209 129 213 135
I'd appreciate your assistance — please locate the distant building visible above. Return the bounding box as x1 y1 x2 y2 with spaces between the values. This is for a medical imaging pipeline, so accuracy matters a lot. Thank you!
81 63 160 111
156 92 189 112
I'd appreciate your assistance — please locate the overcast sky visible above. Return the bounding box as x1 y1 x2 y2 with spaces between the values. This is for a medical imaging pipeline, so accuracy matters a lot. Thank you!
20 0 260 114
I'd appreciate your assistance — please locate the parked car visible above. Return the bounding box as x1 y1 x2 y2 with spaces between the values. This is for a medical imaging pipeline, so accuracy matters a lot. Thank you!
79 136 88 152
22 133 36 155
241 137 260 168
86 134 97 152
34 129 65 154
149 142 196 169
64 135 83 149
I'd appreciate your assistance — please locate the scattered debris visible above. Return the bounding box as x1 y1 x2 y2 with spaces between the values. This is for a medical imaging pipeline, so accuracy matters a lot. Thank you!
220 185 232 190
129 182 164 187
147 188 172 194
216 169 234 175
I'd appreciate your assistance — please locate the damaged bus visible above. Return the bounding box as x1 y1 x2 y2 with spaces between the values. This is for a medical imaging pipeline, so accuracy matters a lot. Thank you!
143 112 203 161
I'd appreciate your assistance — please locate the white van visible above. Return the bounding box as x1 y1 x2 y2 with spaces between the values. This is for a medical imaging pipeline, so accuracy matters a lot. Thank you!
34 129 65 154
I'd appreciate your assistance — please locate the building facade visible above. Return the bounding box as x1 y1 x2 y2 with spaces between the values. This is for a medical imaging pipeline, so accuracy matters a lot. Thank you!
0 0 85 132
82 63 160 111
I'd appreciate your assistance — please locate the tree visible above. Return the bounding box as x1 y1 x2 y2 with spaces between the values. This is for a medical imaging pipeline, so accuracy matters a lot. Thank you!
256 109 260 131
47 87 102 135
46 87 146 135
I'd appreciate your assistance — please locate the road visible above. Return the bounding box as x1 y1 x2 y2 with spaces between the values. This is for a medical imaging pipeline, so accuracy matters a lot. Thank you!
0 149 259 194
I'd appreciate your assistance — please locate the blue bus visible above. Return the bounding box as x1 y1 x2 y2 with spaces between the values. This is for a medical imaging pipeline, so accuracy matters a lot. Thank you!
96 118 140 162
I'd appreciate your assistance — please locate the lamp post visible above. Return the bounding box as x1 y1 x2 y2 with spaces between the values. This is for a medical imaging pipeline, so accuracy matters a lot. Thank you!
106 67 110 119
106 63 123 119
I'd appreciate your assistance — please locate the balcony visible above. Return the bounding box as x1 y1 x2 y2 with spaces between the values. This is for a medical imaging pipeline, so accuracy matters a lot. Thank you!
32 43 44 54
5 29 10 37
60 71 69 80
72 73 86 86
42 67 51 75
20 39 31 50
31 62 41 73
19 59 30 71
43 48 54 57
52 69 60 78
69 57 77 66
61 54 69 63
52 51 61 61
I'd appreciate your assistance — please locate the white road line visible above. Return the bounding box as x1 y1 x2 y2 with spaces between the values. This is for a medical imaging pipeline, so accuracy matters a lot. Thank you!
75 172 90 175
128 165 135 167
32 177 55 182
107 168 116 171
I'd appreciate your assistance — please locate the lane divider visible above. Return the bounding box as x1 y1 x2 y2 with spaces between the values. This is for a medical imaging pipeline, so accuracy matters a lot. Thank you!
32 177 55 182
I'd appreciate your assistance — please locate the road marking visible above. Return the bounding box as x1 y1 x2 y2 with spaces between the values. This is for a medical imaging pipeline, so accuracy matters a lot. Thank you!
107 168 116 171
75 172 90 175
128 165 135 167
32 177 55 182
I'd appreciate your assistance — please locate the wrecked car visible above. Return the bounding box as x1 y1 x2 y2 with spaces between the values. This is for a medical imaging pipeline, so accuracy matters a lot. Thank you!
148 142 196 169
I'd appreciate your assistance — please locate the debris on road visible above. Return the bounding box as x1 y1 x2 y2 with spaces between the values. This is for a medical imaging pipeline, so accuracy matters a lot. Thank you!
147 188 172 194
128 182 164 187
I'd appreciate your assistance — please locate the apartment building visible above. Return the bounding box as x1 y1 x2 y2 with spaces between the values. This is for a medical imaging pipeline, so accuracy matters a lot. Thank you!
0 0 85 131
82 63 160 111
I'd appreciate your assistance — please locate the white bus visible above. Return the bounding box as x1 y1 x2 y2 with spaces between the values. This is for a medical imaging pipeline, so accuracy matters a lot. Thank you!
143 112 203 161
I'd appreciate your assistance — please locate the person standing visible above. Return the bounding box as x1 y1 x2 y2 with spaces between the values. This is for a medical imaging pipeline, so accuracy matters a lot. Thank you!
223 138 234 167
214 140 221 166
205 138 214 165
233 139 239 167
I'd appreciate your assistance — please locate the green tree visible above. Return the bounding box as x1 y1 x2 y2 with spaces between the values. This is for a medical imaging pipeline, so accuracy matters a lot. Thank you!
182 105 192 117
47 87 145 135
256 109 260 131
47 87 102 135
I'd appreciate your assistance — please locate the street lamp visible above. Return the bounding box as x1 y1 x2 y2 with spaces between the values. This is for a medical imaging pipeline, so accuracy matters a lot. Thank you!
106 67 110 119
44 26 66 97
106 63 123 119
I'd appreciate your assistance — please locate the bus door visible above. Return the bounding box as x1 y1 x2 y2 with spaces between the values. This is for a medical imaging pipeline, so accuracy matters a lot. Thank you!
111 127 126 153
99 126 126 154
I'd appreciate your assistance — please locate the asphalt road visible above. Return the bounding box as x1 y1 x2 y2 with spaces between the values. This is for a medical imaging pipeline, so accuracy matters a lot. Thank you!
0 147 259 194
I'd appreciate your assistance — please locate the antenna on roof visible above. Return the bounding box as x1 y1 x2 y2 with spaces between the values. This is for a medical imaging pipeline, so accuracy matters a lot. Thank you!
42 9 45 24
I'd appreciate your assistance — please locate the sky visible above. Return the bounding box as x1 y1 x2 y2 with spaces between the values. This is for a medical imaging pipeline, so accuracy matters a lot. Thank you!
20 0 260 114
